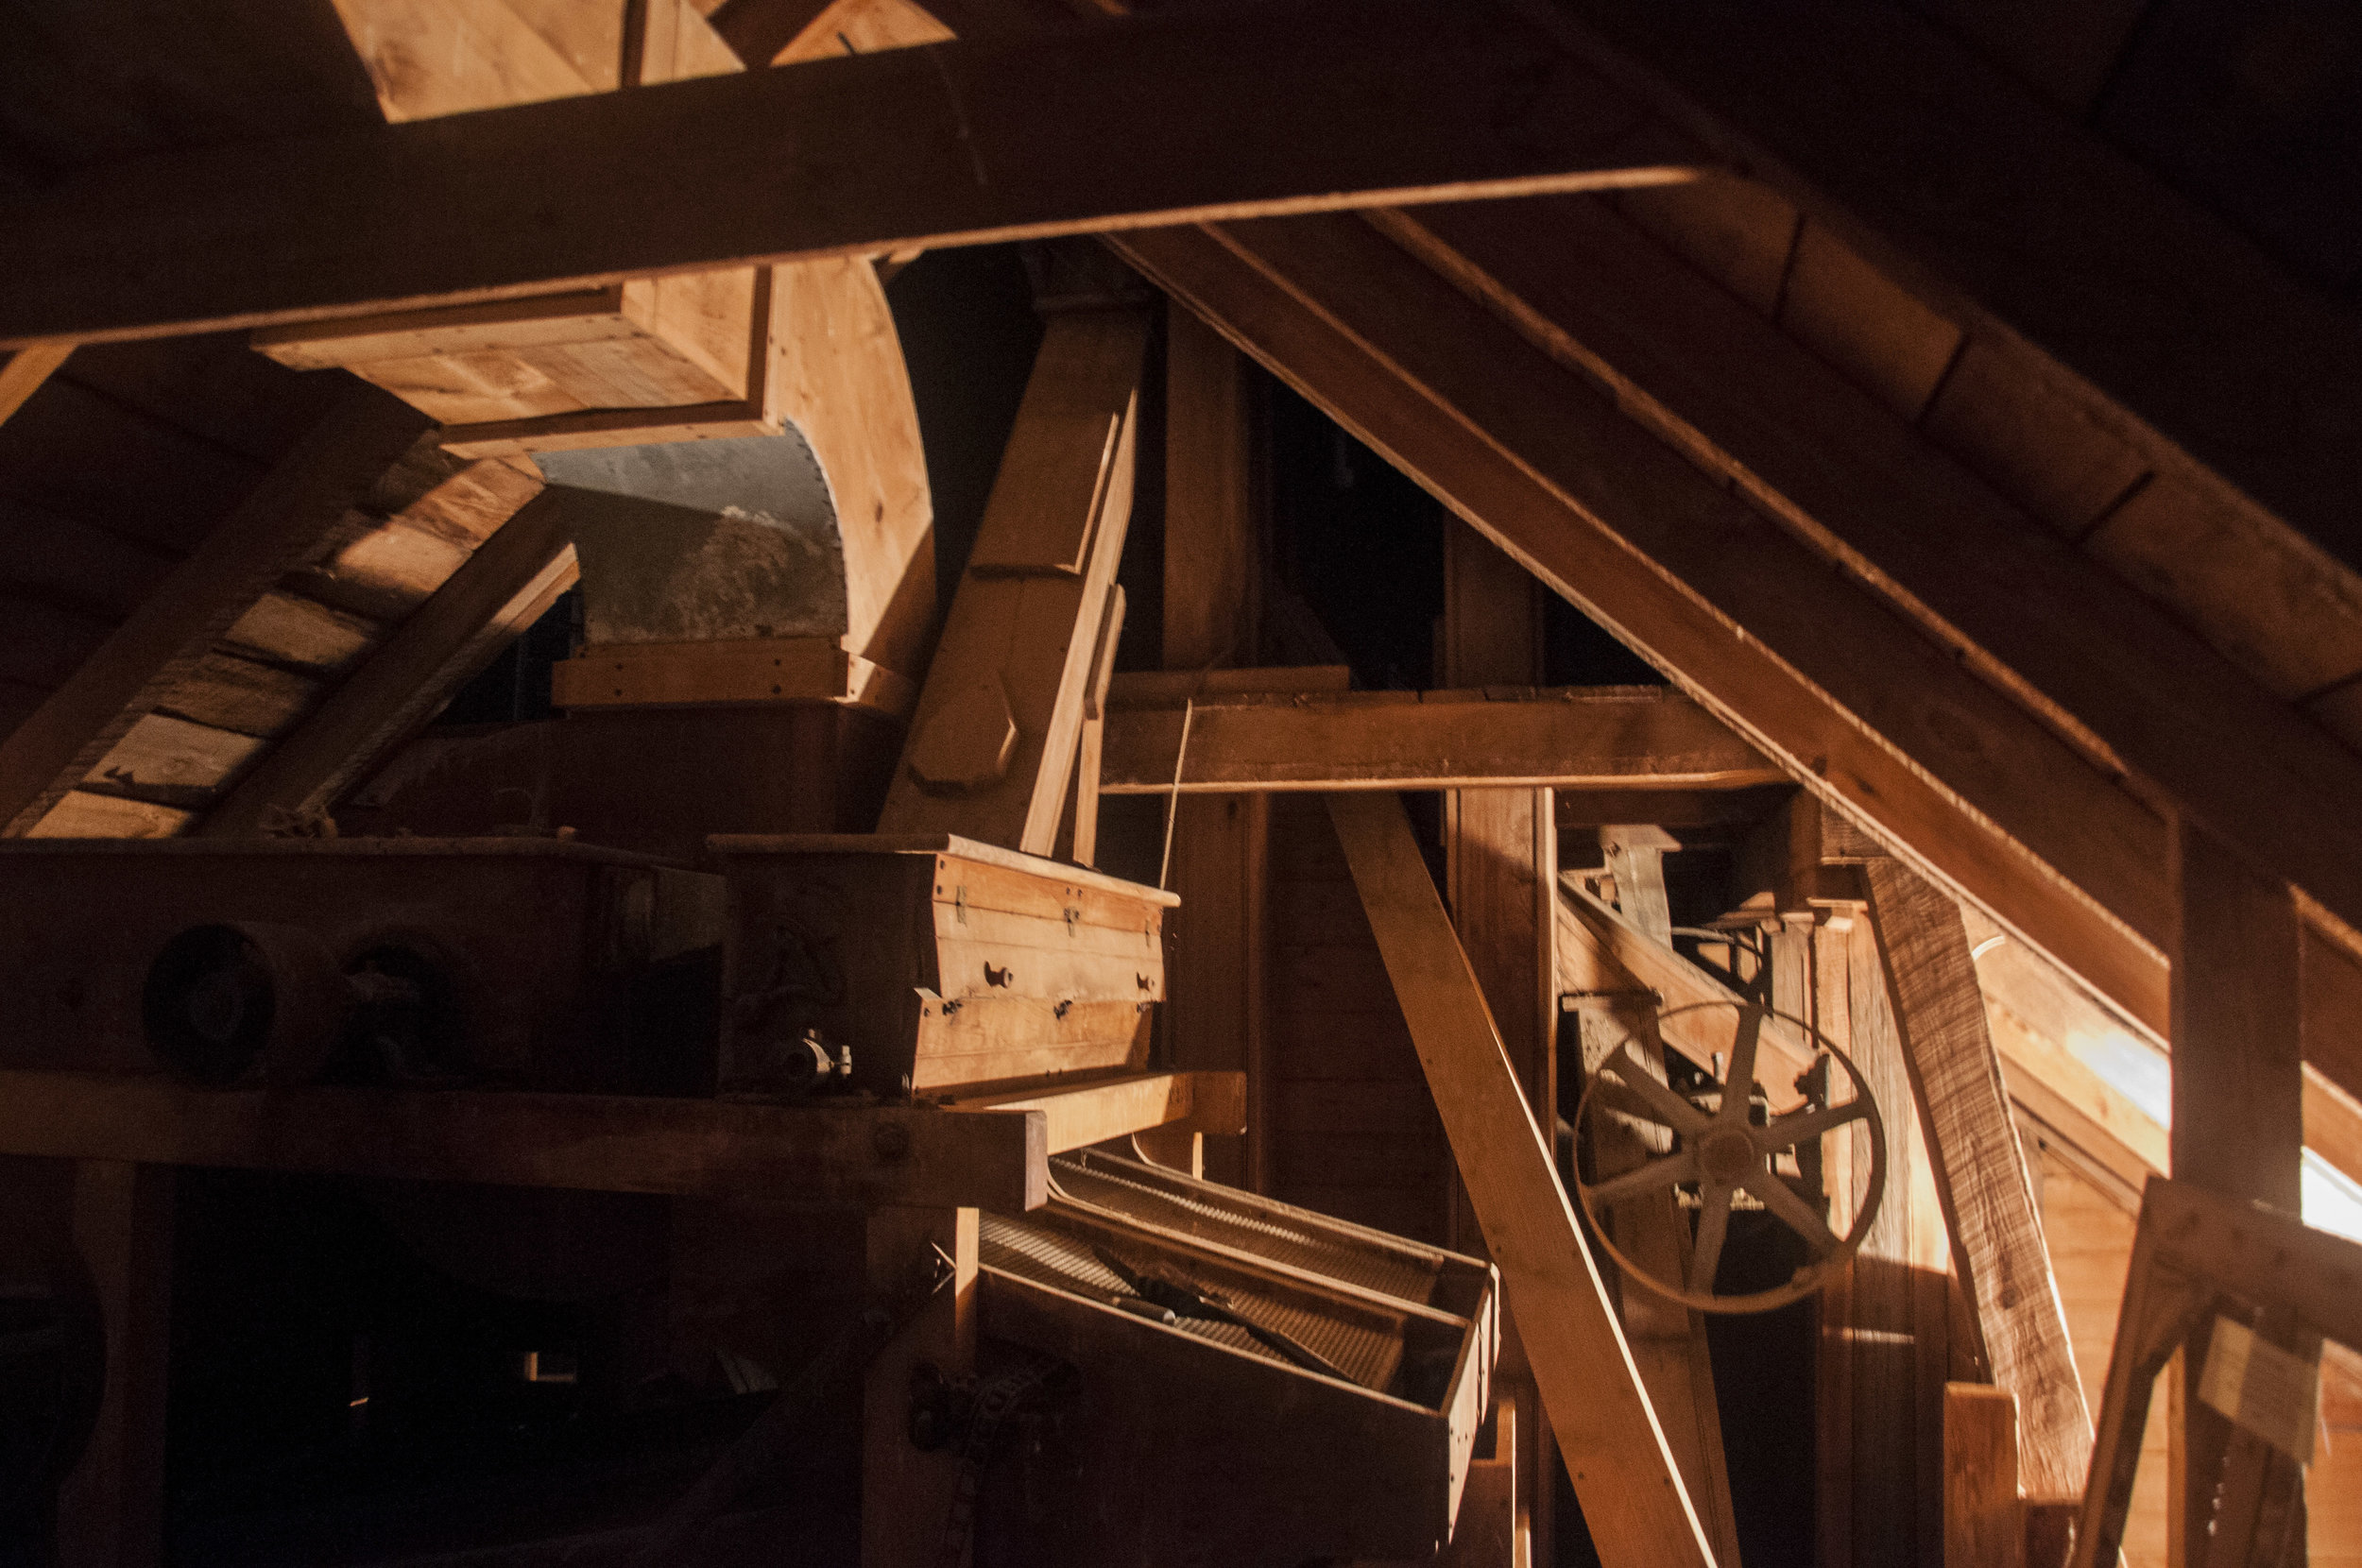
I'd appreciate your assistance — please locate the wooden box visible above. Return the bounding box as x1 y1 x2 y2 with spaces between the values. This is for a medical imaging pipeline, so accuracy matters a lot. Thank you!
975 1150 1498 1565
710 834 1172 1099
0 839 724 1092
250 271 763 432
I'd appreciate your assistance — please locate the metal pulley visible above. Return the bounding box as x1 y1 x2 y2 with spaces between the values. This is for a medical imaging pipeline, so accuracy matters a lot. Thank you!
1572 999 1887 1314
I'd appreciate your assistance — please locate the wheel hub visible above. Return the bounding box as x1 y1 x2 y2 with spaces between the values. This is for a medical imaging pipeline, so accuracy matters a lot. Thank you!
1698 1127 1757 1185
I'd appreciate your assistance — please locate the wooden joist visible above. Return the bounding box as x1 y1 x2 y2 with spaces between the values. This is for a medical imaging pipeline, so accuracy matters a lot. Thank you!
0 383 430 835
0 1068 1047 1212
943 1069 1244 1153
0 2 1696 349
1326 789 1715 1568
1101 686 1784 793
1108 214 2175 1061
1862 859 2092 1500
198 491 577 835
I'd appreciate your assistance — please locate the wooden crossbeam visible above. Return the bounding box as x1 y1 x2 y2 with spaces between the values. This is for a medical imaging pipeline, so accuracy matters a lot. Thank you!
0 1 1695 349
1862 859 2093 1499
0 383 429 835
1100 687 1783 793
1326 789 1716 1568
1108 214 2172 1045
0 1068 1048 1212
198 491 575 835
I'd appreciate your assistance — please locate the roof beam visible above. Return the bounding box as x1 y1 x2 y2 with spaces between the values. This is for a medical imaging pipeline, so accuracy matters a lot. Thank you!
0 0 1694 349
1099 686 1783 793
0 343 73 427
1109 213 2172 1040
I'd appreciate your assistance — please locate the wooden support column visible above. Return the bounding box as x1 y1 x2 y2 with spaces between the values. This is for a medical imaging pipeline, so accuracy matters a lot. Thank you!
2167 820 2305 1568
1944 1383 2026 1568
1329 789 1715 1568
881 310 1145 855
53 1161 173 1568
1440 518 1555 1563
1157 307 1266 1188
863 1205 979 1568
1864 861 2092 1503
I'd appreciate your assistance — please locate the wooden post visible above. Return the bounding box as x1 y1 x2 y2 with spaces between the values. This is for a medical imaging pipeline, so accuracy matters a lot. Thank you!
53 1161 174 1568
1158 306 1267 1188
1328 789 1715 1568
862 1205 979 1568
1945 1382 2026 1568
1864 860 2093 1500
2167 819 2305 1568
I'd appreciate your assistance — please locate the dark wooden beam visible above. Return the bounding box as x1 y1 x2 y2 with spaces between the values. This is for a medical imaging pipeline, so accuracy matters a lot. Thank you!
1107 215 2171 1042
0 1 1692 348
0 1068 1048 1212
1101 686 1784 793
0 383 429 835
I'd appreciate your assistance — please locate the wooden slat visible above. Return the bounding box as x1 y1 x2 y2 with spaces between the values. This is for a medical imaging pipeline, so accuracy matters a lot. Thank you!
1326 788 1714 1568
943 1069 1244 1153
199 491 573 835
1943 1383 2025 1568
0 1068 1046 1212
1107 214 2174 1062
880 311 1145 854
0 383 428 835
1863 858 2093 1499
0 1 1694 348
1102 687 1783 793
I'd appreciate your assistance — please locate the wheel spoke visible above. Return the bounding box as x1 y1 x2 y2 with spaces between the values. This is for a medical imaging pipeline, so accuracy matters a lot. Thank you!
1688 1183 1734 1294
1600 1044 1710 1134
1719 1008 1764 1123
1745 1172 1843 1256
1584 1147 1699 1208
1756 1099 1869 1151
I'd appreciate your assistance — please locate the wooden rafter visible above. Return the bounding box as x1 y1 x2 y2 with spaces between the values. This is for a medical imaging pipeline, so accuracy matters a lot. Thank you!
0 343 74 427
0 2 1697 349
1327 789 1715 1568
1108 215 2172 1044
0 383 429 835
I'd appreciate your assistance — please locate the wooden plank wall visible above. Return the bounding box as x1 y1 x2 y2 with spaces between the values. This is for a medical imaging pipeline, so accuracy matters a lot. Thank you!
1264 793 1450 1244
